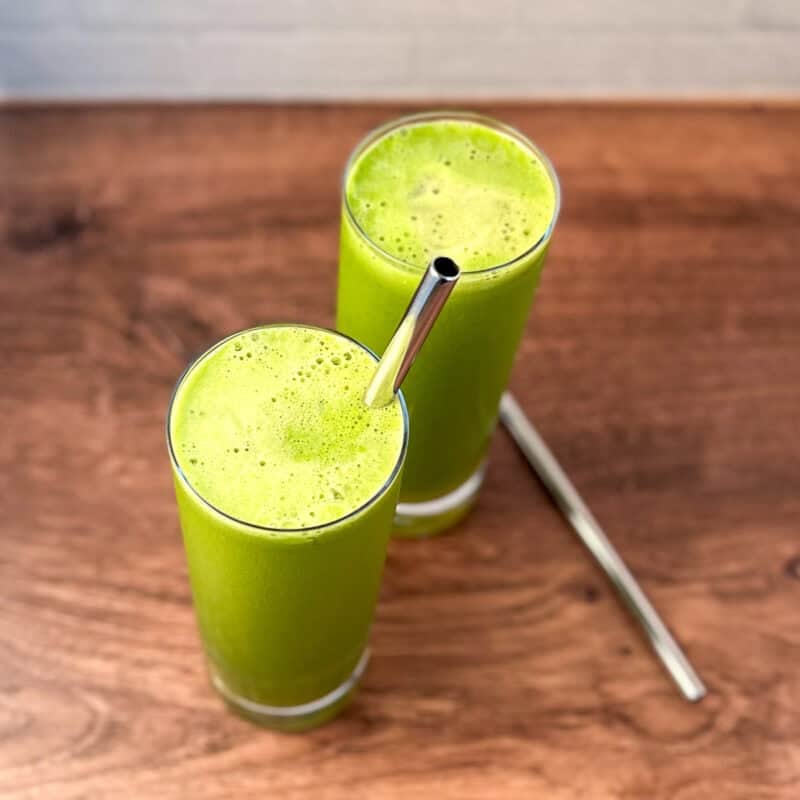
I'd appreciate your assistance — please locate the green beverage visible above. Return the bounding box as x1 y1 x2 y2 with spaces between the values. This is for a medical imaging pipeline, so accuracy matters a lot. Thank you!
167 325 407 730
337 112 559 536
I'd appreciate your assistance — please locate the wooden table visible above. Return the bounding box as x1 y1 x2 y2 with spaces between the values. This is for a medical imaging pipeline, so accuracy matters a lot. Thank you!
1 104 798 799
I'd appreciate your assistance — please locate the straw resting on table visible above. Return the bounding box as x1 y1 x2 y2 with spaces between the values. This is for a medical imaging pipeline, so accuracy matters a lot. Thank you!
499 392 706 703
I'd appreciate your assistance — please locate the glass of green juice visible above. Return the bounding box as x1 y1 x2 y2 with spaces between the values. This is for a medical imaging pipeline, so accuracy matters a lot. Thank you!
166 324 408 731
337 111 560 536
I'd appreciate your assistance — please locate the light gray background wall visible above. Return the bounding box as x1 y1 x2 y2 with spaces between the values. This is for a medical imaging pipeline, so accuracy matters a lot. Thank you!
1 0 799 99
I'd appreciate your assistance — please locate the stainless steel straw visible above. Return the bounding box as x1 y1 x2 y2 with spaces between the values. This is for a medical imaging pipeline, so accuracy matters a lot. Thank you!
499 392 707 703
364 256 460 408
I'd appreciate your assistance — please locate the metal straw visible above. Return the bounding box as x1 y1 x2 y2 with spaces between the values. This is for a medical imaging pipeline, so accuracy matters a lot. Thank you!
499 392 707 703
364 256 460 408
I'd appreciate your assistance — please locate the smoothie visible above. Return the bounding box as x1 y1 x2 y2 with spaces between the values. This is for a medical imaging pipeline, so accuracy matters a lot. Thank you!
337 112 559 535
167 325 407 730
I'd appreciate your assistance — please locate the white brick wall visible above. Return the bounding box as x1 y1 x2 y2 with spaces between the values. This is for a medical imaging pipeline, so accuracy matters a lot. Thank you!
1 0 798 99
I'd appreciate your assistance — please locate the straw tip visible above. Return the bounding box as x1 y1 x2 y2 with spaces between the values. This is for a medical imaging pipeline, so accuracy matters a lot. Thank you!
432 255 460 280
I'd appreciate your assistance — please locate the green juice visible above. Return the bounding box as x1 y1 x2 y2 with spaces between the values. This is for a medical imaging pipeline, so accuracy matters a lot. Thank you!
337 113 559 535
167 325 406 730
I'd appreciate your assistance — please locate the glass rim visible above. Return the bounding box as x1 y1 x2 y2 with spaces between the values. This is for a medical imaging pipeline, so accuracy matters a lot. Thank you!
341 110 562 277
165 323 409 535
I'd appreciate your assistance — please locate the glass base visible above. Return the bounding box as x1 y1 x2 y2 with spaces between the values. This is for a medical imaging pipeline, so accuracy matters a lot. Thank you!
393 462 486 537
210 649 369 733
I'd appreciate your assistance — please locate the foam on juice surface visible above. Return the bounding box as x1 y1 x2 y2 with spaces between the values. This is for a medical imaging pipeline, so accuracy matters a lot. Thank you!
346 119 556 272
169 327 405 531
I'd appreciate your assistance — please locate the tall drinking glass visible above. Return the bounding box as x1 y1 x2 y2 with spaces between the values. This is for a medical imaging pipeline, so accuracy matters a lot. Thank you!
167 324 408 731
337 112 560 536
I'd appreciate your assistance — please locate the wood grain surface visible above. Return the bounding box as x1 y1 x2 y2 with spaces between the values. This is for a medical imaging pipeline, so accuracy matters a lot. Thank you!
1 103 799 799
